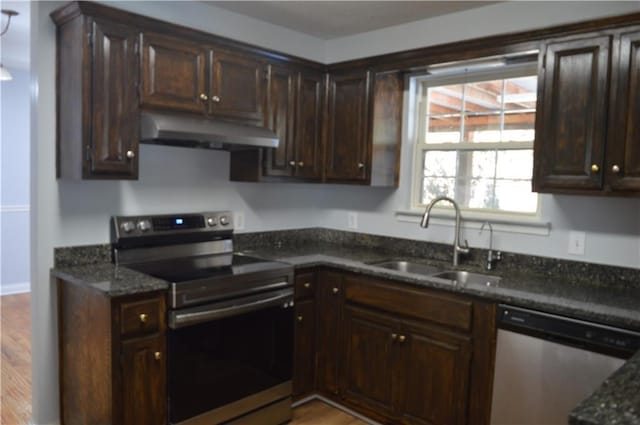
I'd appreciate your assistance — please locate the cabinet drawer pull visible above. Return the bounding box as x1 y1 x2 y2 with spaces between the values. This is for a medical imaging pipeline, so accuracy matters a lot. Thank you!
212 95 221 103
289 161 296 167
126 150 135 159
139 313 148 323
332 287 339 294
391 333 398 341
154 351 162 361
199 93 208 101
297 315 303 323
303 282 311 289
298 161 304 167
398 335 406 343
612 164 620 174
590 164 599 173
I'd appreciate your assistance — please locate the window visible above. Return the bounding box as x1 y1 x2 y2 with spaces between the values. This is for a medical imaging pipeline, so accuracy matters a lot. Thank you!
412 60 539 215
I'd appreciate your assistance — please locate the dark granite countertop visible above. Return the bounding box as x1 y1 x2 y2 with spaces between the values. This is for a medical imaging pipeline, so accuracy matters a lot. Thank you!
51 263 169 297
239 243 640 331
570 350 640 425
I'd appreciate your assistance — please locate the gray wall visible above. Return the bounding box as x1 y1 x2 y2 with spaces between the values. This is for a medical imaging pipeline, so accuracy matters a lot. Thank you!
31 2 640 424
1 68 30 294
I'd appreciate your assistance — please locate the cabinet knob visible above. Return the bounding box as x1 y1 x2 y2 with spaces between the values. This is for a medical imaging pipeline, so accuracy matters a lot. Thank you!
303 282 311 289
199 93 208 101
297 315 303 323
357 162 365 169
398 335 406 343
154 351 162 361
590 164 599 173
298 161 304 167
332 287 339 294
139 313 148 323
289 161 296 167
212 95 221 103
612 164 621 174
391 333 398 341
126 150 135 159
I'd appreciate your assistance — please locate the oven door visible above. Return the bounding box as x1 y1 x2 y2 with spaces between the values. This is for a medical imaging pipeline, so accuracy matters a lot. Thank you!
168 288 294 425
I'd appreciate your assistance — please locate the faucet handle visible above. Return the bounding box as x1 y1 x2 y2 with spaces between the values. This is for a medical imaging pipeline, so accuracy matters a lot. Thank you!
458 239 470 254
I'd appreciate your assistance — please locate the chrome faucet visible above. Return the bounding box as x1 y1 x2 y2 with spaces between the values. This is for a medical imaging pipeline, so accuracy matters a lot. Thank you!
479 221 502 271
420 196 469 267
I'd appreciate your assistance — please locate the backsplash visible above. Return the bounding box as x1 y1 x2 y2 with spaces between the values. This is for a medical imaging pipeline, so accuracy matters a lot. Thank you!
54 228 639 290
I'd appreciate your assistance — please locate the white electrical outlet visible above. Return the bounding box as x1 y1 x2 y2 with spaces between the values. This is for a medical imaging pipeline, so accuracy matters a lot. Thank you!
347 212 358 230
568 231 585 255
234 211 245 231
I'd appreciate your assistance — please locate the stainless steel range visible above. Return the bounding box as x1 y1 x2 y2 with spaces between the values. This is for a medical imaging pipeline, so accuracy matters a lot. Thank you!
111 211 295 425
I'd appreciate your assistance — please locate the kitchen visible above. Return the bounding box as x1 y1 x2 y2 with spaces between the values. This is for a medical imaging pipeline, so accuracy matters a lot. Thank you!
12 1 640 424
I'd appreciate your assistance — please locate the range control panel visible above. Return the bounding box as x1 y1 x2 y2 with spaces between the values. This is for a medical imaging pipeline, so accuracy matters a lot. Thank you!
112 211 233 239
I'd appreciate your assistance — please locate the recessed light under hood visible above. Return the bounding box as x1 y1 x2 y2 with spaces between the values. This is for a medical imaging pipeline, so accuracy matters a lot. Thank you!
140 111 279 151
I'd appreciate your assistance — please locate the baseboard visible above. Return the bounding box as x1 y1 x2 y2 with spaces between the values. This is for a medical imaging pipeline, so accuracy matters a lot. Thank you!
0 282 30 295
292 394 382 425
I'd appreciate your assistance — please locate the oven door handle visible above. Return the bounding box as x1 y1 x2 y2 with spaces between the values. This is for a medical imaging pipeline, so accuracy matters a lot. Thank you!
169 288 293 329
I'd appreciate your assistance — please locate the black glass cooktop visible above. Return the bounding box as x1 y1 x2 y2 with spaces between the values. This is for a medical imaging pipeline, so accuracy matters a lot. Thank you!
126 254 287 283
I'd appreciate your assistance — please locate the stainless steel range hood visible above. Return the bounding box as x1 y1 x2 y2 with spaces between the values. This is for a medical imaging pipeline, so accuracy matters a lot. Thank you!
140 111 279 150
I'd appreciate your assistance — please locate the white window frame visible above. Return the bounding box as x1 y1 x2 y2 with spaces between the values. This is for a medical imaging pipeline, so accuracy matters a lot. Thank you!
410 62 541 220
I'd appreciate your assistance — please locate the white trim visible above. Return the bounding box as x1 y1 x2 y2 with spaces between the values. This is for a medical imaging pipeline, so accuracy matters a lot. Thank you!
396 209 550 236
0 281 31 295
292 394 382 425
0 204 30 213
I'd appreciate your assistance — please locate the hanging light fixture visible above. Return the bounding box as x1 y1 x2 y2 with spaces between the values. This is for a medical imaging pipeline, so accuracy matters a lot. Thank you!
0 9 19 82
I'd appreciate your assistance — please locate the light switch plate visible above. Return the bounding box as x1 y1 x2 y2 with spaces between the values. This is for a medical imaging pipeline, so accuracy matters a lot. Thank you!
348 212 358 230
568 231 585 255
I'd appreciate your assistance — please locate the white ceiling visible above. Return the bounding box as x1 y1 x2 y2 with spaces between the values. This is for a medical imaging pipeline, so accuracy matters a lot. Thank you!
206 1 498 39
1 1 30 70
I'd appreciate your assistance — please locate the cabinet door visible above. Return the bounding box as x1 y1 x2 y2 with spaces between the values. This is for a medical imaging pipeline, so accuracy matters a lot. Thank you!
89 19 139 178
341 305 397 418
263 65 296 177
397 322 472 425
295 70 324 180
315 270 344 396
609 29 640 191
325 70 371 183
293 299 316 397
140 33 209 113
533 35 611 192
121 335 167 425
211 50 265 123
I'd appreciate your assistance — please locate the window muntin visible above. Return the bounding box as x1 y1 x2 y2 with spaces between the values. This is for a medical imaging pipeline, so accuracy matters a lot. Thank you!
414 63 539 215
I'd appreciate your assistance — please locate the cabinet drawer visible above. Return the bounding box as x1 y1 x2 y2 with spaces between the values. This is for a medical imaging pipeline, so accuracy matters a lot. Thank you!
295 271 316 300
343 275 472 332
120 297 162 337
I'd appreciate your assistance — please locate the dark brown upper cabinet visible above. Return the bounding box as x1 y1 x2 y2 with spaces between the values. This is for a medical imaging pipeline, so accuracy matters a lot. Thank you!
140 36 265 124
608 29 640 191
55 15 140 179
230 64 324 182
325 70 372 183
210 50 265 124
534 28 640 196
140 32 209 114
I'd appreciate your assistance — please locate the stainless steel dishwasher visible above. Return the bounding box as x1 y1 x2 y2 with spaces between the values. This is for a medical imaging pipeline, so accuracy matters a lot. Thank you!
490 304 640 425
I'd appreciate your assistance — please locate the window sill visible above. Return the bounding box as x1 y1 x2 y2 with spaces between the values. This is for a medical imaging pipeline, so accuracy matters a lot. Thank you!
395 209 551 236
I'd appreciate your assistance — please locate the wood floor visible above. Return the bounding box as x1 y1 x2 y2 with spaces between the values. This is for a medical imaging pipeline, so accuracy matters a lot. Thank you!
1 293 32 425
0 293 365 425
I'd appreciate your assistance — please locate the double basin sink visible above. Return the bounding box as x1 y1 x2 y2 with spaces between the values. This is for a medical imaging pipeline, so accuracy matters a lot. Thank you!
369 260 501 286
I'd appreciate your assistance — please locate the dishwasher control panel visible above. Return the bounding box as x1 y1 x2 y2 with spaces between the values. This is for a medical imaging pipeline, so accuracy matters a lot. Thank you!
498 305 640 358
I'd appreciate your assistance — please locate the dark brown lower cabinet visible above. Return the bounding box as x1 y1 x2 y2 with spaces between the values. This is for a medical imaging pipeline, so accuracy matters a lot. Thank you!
296 269 497 425
293 299 316 397
57 279 167 425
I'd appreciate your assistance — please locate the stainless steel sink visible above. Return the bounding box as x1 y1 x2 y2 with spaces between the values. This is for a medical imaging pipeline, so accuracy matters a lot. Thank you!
370 260 443 276
431 270 501 286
